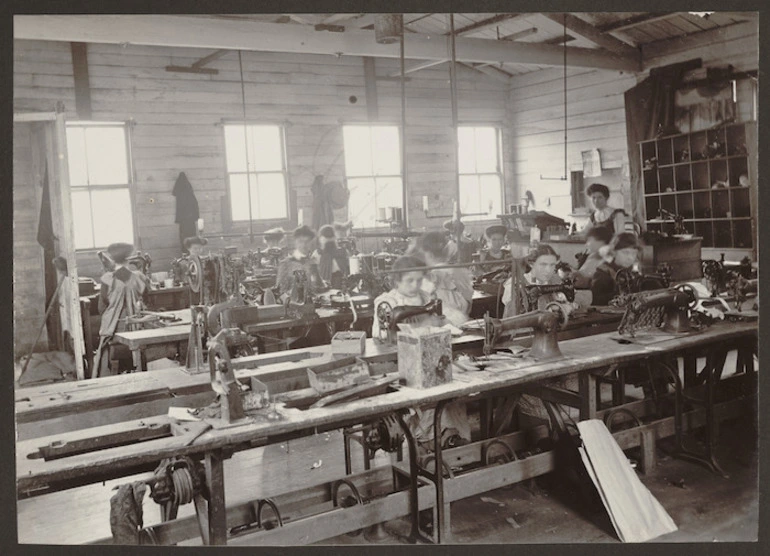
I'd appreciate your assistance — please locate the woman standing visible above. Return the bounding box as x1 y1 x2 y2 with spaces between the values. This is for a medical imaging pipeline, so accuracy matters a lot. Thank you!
581 183 628 236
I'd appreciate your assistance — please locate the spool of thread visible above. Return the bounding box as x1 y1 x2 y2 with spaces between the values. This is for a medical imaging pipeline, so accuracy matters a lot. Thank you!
349 256 362 275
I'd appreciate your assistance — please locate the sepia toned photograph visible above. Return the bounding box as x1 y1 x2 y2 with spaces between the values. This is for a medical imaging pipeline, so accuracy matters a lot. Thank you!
12 8 759 547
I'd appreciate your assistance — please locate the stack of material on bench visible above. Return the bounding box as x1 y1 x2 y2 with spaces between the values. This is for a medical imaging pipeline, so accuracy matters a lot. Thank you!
577 419 678 543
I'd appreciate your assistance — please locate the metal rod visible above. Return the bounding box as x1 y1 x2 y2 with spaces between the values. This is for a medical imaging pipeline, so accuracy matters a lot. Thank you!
238 50 254 244
400 17 409 230
374 258 523 275
449 14 460 202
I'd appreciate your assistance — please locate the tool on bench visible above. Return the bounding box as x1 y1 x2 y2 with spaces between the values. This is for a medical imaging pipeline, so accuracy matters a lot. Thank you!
482 304 568 360
376 299 443 344
614 284 702 337
303 356 397 409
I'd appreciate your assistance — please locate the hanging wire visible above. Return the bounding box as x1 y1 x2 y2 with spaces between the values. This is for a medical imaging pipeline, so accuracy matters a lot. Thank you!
400 15 409 229
238 50 254 243
449 13 461 207
539 14 568 181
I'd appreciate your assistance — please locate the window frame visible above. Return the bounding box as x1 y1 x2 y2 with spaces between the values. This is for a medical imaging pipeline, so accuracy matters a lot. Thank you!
65 120 137 252
457 123 506 221
222 121 291 224
341 122 405 229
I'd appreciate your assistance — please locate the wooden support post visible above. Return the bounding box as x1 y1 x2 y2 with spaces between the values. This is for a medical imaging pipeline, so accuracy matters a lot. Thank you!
579 372 597 420
70 42 92 120
363 57 379 121
205 450 228 545
639 428 657 475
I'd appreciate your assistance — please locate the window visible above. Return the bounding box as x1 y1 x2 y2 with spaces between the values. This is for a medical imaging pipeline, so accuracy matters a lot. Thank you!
458 126 504 221
66 122 134 250
343 125 403 228
223 124 289 222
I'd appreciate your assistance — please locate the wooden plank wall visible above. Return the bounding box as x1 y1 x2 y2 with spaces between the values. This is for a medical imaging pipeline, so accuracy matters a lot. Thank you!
14 39 510 281
505 20 758 222
13 123 49 357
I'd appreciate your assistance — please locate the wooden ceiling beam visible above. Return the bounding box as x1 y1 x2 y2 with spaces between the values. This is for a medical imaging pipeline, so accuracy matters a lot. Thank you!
14 15 642 72
501 27 538 41
543 13 640 60
597 12 678 33
450 14 519 35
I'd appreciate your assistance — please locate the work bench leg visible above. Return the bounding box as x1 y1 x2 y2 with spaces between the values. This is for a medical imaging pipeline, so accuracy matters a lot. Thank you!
432 400 452 544
394 414 433 544
683 352 697 389
132 349 143 373
205 450 228 545
578 373 597 421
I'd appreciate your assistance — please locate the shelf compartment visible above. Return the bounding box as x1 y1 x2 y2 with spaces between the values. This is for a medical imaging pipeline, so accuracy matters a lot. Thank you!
713 222 732 248
673 135 690 163
641 141 656 167
690 130 708 161
643 169 659 194
693 191 711 218
656 137 674 166
726 124 748 156
674 164 692 190
646 196 660 220
660 193 676 215
692 161 709 190
728 156 749 188
711 190 730 218
677 193 694 219
731 187 751 218
658 167 674 193
709 159 728 187
694 222 713 247
706 128 727 158
732 219 753 249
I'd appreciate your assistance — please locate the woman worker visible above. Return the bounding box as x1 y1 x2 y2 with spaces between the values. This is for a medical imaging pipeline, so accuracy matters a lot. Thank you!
580 183 628 236
590 232 642 306
478 224 511 274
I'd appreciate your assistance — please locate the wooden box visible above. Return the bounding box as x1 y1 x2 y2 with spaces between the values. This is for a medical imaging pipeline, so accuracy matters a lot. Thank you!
330 330 367 356
397 327 453 389
256 303 287 322
641 238 702 281
307 356 370 394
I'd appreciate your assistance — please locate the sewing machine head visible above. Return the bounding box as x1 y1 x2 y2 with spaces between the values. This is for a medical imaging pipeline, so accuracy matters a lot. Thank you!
615 267 670 297
616 284 699 337
524 278 575 311
483 306 565 360
376 299 443 344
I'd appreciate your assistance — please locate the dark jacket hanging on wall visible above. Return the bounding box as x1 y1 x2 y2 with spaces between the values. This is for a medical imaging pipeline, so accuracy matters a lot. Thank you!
172 171 199 248
624 59 700 226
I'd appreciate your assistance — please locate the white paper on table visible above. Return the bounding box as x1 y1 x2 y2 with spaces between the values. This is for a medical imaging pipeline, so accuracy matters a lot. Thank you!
168 407 201 422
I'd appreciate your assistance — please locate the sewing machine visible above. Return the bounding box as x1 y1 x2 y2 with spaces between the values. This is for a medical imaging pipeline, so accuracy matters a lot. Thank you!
482 305 567 360
615 264 672 297
614 285 701 337
524 278 575 312
172 252 246 306
375 299 443 344
128 251 153 278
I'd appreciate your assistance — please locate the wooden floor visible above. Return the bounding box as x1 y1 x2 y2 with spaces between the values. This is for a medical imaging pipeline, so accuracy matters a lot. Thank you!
16 354 756 545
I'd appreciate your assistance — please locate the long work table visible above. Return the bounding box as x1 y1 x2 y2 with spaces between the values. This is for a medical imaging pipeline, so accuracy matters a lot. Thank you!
15 319 757 545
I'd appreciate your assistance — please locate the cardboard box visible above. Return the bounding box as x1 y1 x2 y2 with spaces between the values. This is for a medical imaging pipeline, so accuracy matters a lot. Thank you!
330 330 367 356
397 326 453 389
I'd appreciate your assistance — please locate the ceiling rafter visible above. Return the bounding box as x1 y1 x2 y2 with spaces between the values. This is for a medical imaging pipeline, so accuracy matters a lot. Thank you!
543 13 640 60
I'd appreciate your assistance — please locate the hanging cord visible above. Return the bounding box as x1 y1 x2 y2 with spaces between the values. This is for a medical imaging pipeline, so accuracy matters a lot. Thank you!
400 15 409 229
238 50 254 243
449 13 460 201
562 14 567 180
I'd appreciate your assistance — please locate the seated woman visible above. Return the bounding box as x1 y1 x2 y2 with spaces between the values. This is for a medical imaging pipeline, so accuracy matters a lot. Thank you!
371 255 435 339
417 231 474 327
477 224 511 274
590 232 642 306
580 183 628 236
501 244 571 317
311 224 350 289
572 226 613 289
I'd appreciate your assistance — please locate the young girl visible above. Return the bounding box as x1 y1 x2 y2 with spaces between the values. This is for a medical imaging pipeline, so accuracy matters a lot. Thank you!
501 244 568 317
478 224 511 274
371 255 434 339
418 231 474 327
590 233 642 306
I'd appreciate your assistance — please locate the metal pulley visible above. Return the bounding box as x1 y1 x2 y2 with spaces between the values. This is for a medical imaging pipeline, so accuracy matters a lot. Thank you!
187 254 203 293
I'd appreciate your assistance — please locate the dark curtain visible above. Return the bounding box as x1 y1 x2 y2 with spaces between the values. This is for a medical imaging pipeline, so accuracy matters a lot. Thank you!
172 171 199 248
311 175 334 231
36 161 61 349
624 60 700 226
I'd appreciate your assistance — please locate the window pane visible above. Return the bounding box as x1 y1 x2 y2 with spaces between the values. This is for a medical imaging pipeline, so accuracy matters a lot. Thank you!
479 174 503 217
90 188 134 247
229 174 252 221
248 125 283 172
375 176 403 215
347 177 377 228
343 126 373 177
459 174 481 216
457 127 477 174
372 126 400 176
474 127 499 173
85 127 128 185
254 173 288 219
224 125 248 172
66 127 89 186
71 190 94 249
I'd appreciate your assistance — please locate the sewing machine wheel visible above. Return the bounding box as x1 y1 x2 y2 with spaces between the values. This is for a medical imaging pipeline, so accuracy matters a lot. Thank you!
675 283 698 309
208 341 232 397
376 301 392 338
615 268 637 295
188 255 203 293
544 302 570 329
